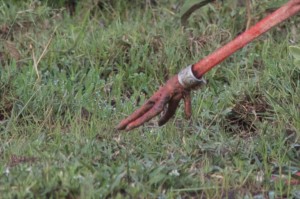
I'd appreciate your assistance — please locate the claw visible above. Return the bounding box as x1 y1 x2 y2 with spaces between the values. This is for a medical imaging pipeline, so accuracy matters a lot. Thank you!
116 75 196 131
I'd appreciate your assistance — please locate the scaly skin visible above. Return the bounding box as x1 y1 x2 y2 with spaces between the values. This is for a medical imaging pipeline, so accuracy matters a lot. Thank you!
192 0 300 78
117 0 300 131
116 75 192 131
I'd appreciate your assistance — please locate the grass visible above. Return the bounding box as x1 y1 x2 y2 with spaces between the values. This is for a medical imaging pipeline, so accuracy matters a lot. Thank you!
0 0 300 198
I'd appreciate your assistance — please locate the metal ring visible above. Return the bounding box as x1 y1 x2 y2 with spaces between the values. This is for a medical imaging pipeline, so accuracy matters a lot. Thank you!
178 65 206 88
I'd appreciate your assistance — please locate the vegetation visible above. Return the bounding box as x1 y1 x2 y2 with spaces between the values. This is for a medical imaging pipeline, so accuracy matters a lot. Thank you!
0 0 299 198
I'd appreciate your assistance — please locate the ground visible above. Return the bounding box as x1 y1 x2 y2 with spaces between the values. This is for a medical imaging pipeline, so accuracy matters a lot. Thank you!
0 0 300 198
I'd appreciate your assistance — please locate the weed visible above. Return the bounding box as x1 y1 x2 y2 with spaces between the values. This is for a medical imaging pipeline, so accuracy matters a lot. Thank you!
0 0 299 198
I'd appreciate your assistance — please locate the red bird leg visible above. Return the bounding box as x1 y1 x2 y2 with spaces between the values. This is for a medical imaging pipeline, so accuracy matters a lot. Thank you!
192 0 300 78
117 0 300 131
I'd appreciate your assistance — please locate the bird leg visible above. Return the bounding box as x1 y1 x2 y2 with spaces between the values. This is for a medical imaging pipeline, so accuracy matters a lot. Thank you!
117 0 300 131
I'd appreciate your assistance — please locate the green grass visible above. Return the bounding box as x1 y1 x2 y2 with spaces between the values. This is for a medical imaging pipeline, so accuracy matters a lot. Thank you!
0 0 300 198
